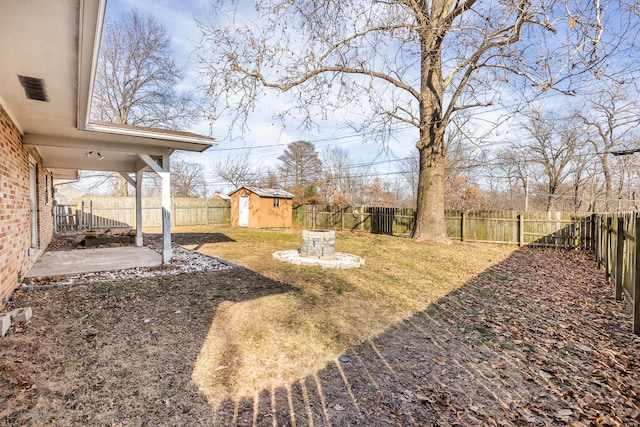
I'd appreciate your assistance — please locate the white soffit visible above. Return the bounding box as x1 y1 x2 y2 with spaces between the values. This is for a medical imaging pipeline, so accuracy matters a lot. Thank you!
0 0 214 177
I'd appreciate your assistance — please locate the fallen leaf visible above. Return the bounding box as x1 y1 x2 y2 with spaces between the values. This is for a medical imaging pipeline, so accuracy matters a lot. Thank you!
432 356 447 366
555 409 573 418
415 393 430 402
538 370 553 379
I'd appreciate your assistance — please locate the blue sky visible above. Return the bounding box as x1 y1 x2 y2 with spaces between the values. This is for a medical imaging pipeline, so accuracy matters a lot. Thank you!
103 0 419 194
99 0 639 197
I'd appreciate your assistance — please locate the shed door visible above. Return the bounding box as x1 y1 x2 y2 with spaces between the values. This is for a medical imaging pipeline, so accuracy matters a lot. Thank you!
239 196 249 227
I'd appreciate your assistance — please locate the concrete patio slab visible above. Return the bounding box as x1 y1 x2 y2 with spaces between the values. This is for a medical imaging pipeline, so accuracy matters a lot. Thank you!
25 247 162 278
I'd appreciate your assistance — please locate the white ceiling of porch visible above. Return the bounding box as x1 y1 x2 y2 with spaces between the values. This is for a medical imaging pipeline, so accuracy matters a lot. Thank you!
0 0 214 178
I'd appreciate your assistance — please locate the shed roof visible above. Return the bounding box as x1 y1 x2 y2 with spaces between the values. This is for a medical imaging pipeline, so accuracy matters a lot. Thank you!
230 187 295 199
212 192 231 201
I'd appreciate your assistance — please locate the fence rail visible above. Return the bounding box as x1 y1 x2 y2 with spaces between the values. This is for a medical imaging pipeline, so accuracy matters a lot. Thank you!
294 205 638 334
52 198 638 334
597 213 640 334
292 206 594 249
54 197 230 231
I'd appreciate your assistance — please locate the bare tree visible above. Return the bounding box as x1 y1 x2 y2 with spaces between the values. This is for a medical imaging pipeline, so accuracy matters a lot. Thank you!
398 151 420 205
258 169 280 189
197 0 612 241
575 81 640 210
320 146 376 205
521 110 585 211
92 9 199 196
492 145 534 211
148 159 206 197
566 141 596 212
171 160 206 198
93 9 196 128
278 140 323 190
321 147 351 196
211 153 263 190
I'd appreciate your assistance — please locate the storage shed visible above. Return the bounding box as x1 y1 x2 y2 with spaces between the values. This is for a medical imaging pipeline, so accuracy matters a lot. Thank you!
229 187 294 228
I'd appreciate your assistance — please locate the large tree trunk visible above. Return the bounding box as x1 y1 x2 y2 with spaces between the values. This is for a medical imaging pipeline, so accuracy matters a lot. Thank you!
411 2 450 242
411 144 448 241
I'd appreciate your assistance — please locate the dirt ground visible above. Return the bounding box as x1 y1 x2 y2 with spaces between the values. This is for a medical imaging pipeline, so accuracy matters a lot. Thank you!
1 232 639 426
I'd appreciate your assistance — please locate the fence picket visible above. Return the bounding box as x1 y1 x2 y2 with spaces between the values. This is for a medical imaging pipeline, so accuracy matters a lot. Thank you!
55 197 230 231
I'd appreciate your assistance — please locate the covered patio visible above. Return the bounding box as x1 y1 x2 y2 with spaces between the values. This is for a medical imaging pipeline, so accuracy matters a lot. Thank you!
0 0 215 269
24 246 162 278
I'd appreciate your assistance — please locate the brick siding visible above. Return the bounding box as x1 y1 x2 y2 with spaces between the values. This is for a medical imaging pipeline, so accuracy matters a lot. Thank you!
0 104 53 306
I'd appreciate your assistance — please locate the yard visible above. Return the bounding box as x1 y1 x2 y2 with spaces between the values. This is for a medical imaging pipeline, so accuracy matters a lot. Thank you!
1 226 639 426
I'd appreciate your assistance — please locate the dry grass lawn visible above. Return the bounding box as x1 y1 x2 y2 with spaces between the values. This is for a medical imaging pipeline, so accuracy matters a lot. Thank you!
2 226 638 426
177 227 515 407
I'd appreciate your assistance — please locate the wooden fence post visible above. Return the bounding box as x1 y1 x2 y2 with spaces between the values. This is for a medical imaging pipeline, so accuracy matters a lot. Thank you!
595 215 602 268
311 205 316 229
340 208 344 230
53 201 58 233
79 200 84 229
461 211 466 242
616 216 624 301
634 213 640 334
518 214 524 247
88 200 93 230
606 217 612 280
590 213 596 251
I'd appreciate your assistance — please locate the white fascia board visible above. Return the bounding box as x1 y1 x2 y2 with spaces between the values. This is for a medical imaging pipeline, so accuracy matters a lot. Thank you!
85 122 216 150
77 0 106 130
75 0 215 153
23 134 173 156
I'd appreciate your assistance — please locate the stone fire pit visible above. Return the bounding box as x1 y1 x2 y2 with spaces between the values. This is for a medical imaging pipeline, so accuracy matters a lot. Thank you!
273 229 364 268
300 229 336 258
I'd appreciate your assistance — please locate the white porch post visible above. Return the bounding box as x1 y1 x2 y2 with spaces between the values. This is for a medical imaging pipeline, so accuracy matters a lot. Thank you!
160 156 171 264
118 171 143 246
138 154 172 264
136 170 144 246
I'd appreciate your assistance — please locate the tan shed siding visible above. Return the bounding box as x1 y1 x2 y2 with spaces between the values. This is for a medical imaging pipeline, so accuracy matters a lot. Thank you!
256 196 292 228
0 105 53 305
230 187 293 228
249 192 261 228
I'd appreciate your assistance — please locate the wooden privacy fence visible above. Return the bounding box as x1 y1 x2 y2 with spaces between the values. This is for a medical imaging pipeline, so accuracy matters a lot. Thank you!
295 205 640 334
293 206 595 249
54 197 231 231
597 213 640 334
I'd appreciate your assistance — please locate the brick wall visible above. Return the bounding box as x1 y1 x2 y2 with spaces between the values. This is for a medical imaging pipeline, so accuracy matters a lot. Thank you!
0 104 53 306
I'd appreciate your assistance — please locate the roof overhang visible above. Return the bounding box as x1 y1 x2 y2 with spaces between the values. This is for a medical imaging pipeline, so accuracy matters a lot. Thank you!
0 0 215 179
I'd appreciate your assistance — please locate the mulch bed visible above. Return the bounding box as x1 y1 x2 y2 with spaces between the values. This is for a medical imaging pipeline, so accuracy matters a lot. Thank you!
1 238 639 426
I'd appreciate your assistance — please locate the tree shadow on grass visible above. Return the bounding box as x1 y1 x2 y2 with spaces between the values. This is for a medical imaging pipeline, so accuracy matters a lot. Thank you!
205 248 639 426
145 232 236 251
0 267 293 426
